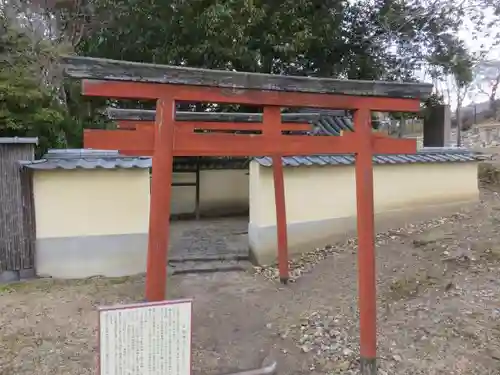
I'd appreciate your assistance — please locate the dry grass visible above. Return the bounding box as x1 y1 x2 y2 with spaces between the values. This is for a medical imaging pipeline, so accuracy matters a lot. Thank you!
386 271 439 300
0 276 145 375
478 162 500 185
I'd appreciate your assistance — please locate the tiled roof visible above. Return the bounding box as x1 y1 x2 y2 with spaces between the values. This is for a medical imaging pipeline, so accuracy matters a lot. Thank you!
173 157 249 171
19 149 152 170
256 110 483 166
297 109 388 136
254 149 481 167
311 114 354 136
0 137 38 144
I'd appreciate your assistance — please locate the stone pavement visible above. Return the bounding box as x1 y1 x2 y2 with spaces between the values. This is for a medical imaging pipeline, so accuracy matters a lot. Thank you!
168 216 251 274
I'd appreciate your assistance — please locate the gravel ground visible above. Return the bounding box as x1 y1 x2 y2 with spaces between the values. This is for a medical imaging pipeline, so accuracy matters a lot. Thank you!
2 187 500 375
256 187 500 374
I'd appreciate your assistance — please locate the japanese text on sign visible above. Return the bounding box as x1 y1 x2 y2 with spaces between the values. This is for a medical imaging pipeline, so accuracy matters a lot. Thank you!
99 299 192 375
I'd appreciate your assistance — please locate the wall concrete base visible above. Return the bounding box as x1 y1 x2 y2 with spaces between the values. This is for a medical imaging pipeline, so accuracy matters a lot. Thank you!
0 268 36 283
0 270 20 283
249 200 477 266
35 233 148 279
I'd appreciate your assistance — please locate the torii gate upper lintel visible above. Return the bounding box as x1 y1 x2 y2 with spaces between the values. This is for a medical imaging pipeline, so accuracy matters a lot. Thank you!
62 55 433 375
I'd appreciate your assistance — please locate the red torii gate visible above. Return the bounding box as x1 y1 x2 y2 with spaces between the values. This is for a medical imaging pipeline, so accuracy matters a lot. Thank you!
103 109 316 156
62 55 432 375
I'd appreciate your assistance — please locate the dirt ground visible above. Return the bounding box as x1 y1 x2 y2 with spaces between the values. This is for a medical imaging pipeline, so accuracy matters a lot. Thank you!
2 189 500 375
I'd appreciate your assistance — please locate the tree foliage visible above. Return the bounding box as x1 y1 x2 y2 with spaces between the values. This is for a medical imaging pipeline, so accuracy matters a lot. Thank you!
474 60 500 119
77 0 472 81
0 14 71 156
0 2 112 156
2 0 499 151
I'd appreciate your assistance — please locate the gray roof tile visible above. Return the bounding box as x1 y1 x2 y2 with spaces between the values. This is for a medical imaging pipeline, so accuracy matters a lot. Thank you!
254 149 480 167
0 137 38 144
19 149 152 170
256 111 483 166
19 157 152 170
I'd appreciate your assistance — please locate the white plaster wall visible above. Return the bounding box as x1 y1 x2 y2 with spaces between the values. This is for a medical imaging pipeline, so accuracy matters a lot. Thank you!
249 161 479 264
33 168 247 237
170 169 249 215
250 161 479 226
33 168 151 238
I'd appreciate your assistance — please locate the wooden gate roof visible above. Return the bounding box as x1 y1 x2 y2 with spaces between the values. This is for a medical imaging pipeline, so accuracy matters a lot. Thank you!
62 56 433 99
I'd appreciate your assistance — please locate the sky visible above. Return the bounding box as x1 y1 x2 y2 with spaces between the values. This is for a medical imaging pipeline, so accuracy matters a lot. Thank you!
347 0 500 110
445 11 500 109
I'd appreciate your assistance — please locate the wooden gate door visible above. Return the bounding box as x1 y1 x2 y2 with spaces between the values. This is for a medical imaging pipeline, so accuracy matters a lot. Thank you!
0 139 37 276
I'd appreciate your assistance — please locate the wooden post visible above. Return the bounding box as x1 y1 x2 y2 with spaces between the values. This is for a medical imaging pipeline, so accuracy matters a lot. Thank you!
271 154 289 283
195 156 201 220
264 106 289 283
354 108 377 375
145 98 175 302
397 117 406 138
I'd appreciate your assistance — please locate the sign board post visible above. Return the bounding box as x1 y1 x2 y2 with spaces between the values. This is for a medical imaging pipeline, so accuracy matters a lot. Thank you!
98 299 193 375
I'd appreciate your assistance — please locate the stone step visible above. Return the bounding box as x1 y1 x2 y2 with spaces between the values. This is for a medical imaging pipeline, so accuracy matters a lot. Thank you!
169 253 249 262
168 260 252 275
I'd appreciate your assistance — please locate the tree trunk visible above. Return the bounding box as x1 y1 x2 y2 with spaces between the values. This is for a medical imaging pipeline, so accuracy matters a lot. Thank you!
490 75 500 120
456 106 462 147
490 94 499 120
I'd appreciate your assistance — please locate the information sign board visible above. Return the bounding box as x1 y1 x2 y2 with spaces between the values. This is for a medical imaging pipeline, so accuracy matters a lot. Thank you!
98 299 192 375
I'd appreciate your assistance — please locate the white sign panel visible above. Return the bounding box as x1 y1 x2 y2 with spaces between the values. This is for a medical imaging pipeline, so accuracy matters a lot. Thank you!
98 299 192 375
